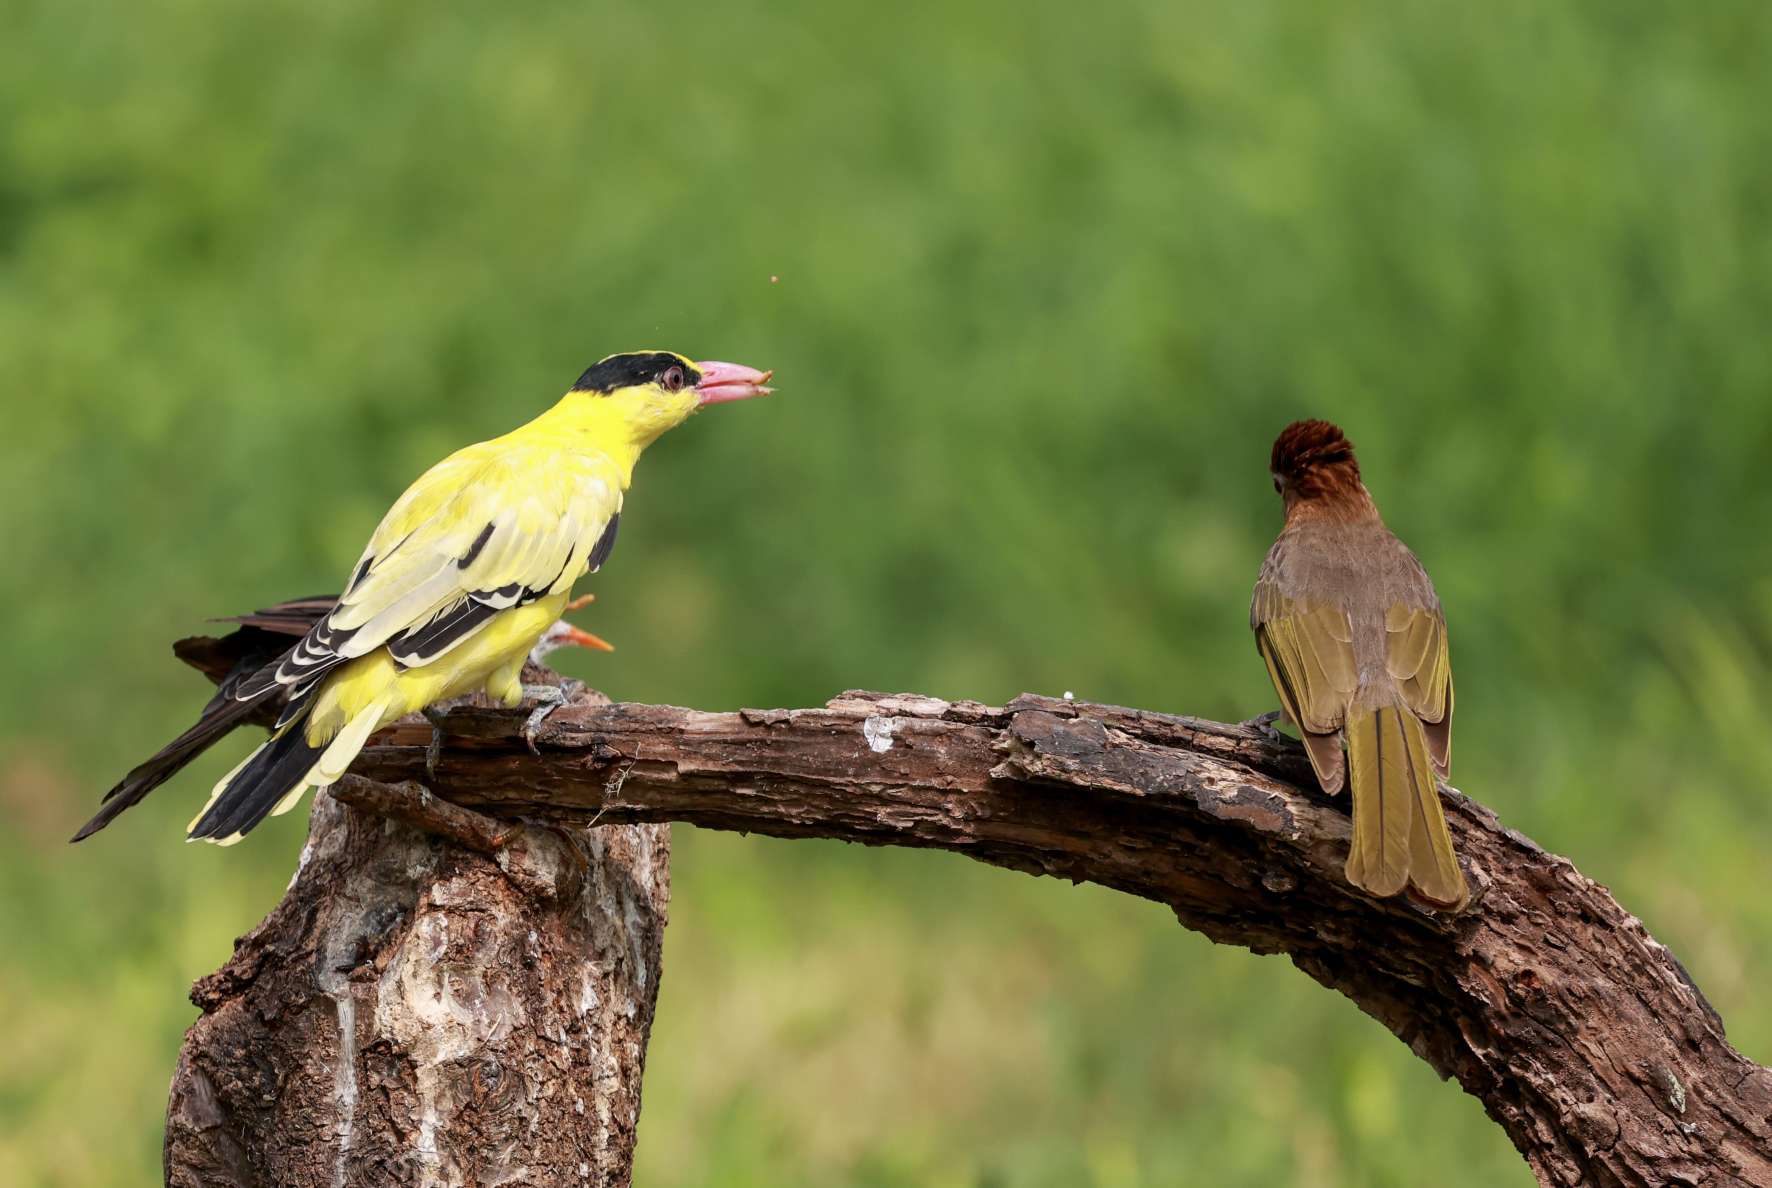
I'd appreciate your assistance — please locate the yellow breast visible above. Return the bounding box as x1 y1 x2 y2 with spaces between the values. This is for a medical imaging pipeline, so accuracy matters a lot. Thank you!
303 591 570 745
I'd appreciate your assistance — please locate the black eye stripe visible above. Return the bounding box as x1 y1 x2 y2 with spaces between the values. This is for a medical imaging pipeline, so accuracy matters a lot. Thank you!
571 352 700 394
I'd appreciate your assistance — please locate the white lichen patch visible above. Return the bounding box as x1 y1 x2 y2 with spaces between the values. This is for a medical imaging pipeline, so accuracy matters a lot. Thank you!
862 716 899 753
289 837 317 891
316 966 358 1188
577 968 601 1017
620 828 656 991
373 897 529 1188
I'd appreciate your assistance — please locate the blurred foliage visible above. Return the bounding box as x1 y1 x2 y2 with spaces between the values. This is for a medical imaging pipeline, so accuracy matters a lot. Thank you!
3 0 1771 1183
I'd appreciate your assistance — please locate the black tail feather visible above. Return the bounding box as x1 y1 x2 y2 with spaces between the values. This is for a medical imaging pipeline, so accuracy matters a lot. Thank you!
74 596 340 843
71 694 267 842
186 720 323 842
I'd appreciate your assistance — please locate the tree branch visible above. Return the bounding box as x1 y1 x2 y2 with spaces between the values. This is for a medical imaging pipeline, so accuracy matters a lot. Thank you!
328 685 1772 1188
164 682 671 1188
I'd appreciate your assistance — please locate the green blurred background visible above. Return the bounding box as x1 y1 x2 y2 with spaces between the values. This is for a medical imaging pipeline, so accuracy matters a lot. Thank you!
4 0 1771 1183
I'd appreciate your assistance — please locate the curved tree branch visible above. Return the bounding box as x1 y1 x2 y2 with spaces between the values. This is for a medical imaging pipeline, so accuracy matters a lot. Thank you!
324 685 1772 1188
160 624 1772 1188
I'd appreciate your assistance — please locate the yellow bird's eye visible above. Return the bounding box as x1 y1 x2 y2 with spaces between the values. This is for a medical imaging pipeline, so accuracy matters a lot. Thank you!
660 365 686 393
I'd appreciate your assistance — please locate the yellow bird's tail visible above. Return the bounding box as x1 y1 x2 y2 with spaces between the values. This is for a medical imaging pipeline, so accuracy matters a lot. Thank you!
186 699 386 845
1343 705 1466 907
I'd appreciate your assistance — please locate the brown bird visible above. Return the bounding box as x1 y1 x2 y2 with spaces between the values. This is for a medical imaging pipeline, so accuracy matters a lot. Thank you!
1249 420 1466 906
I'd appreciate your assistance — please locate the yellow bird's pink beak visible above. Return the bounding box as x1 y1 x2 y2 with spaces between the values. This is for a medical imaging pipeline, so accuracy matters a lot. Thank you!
694 361 774 405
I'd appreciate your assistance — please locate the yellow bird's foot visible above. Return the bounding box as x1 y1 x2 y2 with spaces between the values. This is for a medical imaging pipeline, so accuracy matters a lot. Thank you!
1239 709 1285 742
521 681 583 755
421 705 451 780
563 593 597 613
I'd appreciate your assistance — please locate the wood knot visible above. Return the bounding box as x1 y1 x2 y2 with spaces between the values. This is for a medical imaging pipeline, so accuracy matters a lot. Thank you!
1261 869 1298 894
1649 1062 1688 1116
1567 1100 1620 1148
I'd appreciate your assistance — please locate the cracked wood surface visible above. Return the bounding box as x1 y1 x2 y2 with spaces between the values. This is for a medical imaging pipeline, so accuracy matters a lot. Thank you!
331 686 1769 1188
161 641 1772 1187
163 684 670 1188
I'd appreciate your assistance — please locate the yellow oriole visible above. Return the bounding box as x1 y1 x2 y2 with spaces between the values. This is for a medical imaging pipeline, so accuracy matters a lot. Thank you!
75 352 771 844
71 595 612 841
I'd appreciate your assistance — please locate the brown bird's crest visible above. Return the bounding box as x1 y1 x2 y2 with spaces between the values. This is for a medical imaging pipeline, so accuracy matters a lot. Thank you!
1270 419 1366 507
1271 418 1358 479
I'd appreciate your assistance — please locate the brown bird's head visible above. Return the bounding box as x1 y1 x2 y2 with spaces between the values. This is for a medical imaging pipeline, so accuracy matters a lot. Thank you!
1269 419 1374 519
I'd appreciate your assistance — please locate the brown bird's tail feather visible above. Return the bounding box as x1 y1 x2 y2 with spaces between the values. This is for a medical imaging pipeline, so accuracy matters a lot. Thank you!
71 597 337 843
213 596 339 636
71 693 270 841
1343 705 1466 907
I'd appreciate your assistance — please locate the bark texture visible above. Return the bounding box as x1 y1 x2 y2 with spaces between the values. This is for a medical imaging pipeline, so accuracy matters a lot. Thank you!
164 674 1772 1187
344 687 1769 1188
165 732 670 1187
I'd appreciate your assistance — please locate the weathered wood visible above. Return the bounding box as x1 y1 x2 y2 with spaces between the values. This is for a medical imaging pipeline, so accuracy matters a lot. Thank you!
165 697 670 1188
336 687 1769 1188
163 662 1772 1187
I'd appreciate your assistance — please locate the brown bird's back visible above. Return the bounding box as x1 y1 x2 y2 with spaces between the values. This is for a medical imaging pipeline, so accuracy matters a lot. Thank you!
1250 421 1464 906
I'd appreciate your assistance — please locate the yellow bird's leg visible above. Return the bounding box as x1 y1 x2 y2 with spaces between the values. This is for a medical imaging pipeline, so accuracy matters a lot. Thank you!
519 682 582 755
487 655 527 710
482 653 578 754
420 705 452 782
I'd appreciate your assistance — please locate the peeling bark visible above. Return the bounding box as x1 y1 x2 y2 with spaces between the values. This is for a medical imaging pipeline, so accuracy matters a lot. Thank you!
349 688 1770 1188
165 729 669 1187
163 664 1772 1187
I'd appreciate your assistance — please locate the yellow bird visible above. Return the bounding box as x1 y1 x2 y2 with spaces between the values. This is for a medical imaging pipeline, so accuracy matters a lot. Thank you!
76 352 772 844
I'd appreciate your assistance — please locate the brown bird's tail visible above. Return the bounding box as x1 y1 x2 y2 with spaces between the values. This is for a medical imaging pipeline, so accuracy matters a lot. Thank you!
70 597 337 843
71 693 273 841
1343 705 1467 907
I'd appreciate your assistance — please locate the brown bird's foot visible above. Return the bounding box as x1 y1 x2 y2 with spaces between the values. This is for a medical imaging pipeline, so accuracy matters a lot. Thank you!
527 607 615 664
521 681 584 754
1239 709 1285 742
561 593 615 646
421 705 451 780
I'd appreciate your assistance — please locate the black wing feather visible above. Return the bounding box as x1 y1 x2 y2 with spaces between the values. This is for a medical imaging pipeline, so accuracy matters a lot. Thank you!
588 514 619 573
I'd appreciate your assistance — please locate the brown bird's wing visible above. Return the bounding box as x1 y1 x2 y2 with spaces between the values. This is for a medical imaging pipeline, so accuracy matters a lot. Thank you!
1383 602 1453 777
1251 580 1358 794
174 596 340 694
214 596 341 638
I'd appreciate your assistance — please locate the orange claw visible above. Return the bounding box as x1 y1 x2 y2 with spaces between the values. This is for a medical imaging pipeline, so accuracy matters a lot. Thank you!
561 625 615 653
563 593 597 613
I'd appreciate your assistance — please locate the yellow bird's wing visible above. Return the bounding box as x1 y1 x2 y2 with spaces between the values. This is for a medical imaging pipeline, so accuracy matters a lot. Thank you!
1383 602 1453 776
1250 579 1358 793
234 441 621 713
